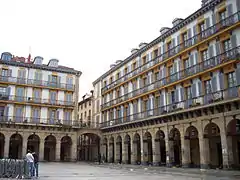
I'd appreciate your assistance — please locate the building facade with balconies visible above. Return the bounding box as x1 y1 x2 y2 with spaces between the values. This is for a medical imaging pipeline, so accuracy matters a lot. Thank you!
0 52 82 162
93 0 240 169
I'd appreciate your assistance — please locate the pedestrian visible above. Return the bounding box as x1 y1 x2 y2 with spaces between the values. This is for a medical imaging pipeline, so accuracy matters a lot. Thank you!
98 153 101 164
25 150 34 177
32 152 39 178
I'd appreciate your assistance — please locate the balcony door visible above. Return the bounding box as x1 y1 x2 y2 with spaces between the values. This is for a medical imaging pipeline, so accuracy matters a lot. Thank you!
15 107 23 123
16 87 24 102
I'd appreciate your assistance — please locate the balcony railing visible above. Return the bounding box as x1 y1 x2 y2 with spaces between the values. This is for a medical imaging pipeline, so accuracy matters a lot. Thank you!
0 76 75 90
0 116 100 128
101 45 240 109
100 85 240 128
101 11 240 94
0 95 75 107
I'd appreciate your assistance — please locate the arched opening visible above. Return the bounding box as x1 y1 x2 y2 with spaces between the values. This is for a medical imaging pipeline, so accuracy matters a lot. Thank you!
116 136 122 163
155 130 166 166
133 133 141 164
27 134 40 155
9 133 22 159
0 133 5 158
124 134 131 164
60 136 72 161
143 132 152 165
44 135 56 161
78 133 100 162
109 137 115 163
204 122 222 168
184 126 200 168
169 128 181 167
227 118 240 169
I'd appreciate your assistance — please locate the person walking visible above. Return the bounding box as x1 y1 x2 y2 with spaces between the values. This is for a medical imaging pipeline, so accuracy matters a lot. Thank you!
25 150 34 177
32 152 39 178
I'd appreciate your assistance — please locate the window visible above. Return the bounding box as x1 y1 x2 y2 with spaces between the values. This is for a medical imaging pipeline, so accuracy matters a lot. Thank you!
34 71 42 85
66 77 73 89
202 50 208 61
64 111 71 122
117 109 121 118
219 10 227 21
2 69 8 77
89 100 91 106
52 75 57 84
142 56 147 64
124 68 128 75
84 111 87 118
15 106 23 122
184 58 190 69
84 102 87 108
17 69 26 83
154 49 158 58
0 87 7 95
110 77 113 83
132 62 137 70
223 39 232 52
227 71 236 88
117 72 120 79
32 108 40 123
50 91 57 104
199 22 205 33
33 89 41 102
169 66 174 76
49 109 57 124
171 91 175 103
96 100 99 112
205 80 211 94
88 110 91 119
66 93 72 105
80 113 83 120
16 87 24 101
182 32 188 47
186 86 192 99
155 72 159 81
81 105 83 109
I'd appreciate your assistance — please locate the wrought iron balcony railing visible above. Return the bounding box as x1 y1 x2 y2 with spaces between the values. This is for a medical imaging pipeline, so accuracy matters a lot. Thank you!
100 85 240 128
101 11 240 94
0 76 75 90
0 95 75 107
101 45 240 109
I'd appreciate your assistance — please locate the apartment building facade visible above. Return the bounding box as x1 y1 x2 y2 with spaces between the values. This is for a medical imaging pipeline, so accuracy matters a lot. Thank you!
93 0 240 169
78 92 93 127
0 53 81 162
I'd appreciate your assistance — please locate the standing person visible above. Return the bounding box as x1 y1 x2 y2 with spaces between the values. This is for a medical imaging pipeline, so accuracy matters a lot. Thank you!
32 152 39 178
98 153 101 164
25 150 34 177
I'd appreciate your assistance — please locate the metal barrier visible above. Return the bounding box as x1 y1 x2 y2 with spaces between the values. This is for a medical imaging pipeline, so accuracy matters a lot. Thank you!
0 159 30 179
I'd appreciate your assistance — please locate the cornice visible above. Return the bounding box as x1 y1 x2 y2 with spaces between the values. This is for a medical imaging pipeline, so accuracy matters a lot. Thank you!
0 60 81 75
92 0 221 86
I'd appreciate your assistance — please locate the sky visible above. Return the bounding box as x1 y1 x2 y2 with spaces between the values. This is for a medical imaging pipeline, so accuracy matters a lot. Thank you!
0 0 201 98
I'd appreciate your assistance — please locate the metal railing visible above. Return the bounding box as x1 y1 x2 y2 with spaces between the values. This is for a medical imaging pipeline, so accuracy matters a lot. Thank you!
0 76 75 90
100 85 240 128
0 116 100 128
101 45 240 109
101 11 240 94
0 95 75 107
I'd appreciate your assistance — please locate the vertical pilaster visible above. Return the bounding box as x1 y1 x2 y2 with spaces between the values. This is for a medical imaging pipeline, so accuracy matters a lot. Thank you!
108 141 113 163
165 128 171 167
39 139 45 161
114 140 119 163
181 136 191 168
152 137 158 166
22 135 28 158
131 139 136 164
199 134 210 169
71 141 77 162
122 139 126 164
4 135 10 158
56 138 61 161
140 132 147 165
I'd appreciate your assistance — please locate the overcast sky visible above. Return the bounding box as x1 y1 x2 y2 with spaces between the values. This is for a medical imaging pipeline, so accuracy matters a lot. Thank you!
0 0 201 98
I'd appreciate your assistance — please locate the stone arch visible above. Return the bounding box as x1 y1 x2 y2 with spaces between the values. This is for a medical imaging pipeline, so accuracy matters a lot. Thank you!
133 133 141 164
155 130 166 166
60 136 72 161
203 122 222 168
44 135 56 161
78 133 100 162
169 127 181 167
184 126 200 168
124 134 131 164
143 131 153 165
226 118 240 168
0 133 5 158
27 134 40 155
9 133 23 159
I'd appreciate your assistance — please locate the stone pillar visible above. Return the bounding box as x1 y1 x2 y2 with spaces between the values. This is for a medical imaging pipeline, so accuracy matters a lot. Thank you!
4 135 10 158
219 118 234 169
114 141 119 163
108 141 113 163
131 139 136 165
141 134 147 165
199 134 210 169
71 142 77 162
181 136 191 168
165 136 171 167
122 140 126 164
22 136 28 158
152 137 158 166
56 139 61 161
168 140 174 167
39 139 45 161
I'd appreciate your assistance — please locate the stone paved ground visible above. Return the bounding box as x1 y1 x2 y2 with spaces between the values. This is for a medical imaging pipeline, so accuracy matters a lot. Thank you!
33 162 240 180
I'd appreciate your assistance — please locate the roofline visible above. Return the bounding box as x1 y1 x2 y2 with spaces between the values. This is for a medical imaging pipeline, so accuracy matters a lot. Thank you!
0 60 82 75
92 0 221 85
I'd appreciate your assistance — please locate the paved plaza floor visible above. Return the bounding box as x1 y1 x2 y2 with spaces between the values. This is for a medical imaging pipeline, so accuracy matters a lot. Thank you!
34 162 240 180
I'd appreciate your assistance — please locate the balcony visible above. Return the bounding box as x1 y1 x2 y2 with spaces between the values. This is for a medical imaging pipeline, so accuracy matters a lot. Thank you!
0 76 75 90
100 85 240 128
0 116 100 128
101 11 240 94
101 45 240 110
0 95 74 107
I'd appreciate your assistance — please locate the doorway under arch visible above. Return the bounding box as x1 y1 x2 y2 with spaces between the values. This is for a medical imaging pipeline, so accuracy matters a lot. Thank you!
60 136 72 161
0 133 5 158
116 136 122 163
27 134 40 155
155 130 166 166
133 133 141 164
44 135 56 161
169 128 181 167
124 134 131 164
9 133 23 159
143 132 153 165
